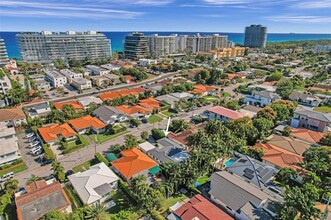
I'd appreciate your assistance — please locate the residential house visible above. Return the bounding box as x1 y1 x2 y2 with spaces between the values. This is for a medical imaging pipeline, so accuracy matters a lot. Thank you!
244 91 280 107
167 129 196 147
205 106 245 122
289 91 322 107
27 102 51 119
155 94 180 108
29 74 45 81
254 143 304 172
111 148 159 183
77 96 103 109
100 64 121 71
145 138 190 164
15 179 72 220
290 127 324 144
69 115 106 134
226 153 279 189
0 108 27 127
170 92 194 101
239 105 261 118
247 84 277 93
71 78 92 91
116 105 152 119
98 92 121 102
290 108 331 132
60 69 83 83
98 87 146 101
68 163 119 206
139 59 157 67
86 65 109 75
266 135 311 155
38 123 77 146
145 84 163 95
0 123 20 165
168 194 233 220
209 171 280 220
124 75 134 84
191 84 217 96
138 97 161 112
34 79 51 91
93 105 128 124
90 74 121 87
45 70 67 88
53 100 84 111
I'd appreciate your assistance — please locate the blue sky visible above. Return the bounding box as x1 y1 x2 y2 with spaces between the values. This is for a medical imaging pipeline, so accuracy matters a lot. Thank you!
0 0 331 33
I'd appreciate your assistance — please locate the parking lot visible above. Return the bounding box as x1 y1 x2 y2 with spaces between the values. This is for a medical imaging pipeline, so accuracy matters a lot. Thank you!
17 131 43 170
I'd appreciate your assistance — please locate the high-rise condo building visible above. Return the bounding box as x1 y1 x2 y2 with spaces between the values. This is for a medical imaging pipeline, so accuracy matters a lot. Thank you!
244 25 267 48
147 33 228 57
0 37 9 64
17 31 111 62
124 32 149 60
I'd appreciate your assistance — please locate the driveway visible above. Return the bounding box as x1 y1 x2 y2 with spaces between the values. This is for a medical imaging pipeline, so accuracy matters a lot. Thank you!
17 131 42 171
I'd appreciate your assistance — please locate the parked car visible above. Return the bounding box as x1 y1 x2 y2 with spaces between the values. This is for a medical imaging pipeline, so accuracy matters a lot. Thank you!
41 158 54 166
33 149 44 156
0 172 14 182
66 170 74 176
29 136 37 142
26 133 35 138
29 142 40 148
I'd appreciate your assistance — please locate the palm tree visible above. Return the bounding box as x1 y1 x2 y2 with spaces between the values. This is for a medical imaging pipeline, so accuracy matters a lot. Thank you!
25 174 41 186
4 178 19 196
84 203 108 220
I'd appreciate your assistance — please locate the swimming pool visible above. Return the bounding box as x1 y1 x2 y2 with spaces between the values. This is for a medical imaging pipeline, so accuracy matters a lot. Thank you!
224 158 237 167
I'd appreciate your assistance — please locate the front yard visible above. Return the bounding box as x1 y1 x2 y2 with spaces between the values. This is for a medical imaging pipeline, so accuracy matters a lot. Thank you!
88 130 130 144
161 110 175 117
61 135 89 155
147 114 164 124
0 162 27 176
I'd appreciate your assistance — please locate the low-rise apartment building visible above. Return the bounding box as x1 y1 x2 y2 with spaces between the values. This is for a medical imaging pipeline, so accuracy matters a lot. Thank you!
0 123 20 165
244 91 280 107
60 69 83 83
71 78 92 91
86 65 109 75
139 59 157 67
100 64 121 71
45 70 67 87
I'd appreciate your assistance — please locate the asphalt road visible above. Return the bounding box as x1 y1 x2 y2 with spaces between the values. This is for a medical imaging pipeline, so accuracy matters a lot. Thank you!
15 104 212 186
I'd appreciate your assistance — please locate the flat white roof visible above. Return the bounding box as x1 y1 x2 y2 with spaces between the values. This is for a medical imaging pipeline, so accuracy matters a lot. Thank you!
138 141 156 152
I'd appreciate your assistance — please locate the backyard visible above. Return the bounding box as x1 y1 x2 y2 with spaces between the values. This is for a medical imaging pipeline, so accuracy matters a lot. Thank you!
147 114 164 124
314 105 331 113
159 193 189 213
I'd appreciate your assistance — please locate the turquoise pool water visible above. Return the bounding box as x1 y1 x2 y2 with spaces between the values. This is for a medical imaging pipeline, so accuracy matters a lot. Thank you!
224 158 237 167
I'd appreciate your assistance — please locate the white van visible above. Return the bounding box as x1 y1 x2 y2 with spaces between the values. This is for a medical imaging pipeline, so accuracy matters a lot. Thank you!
0 172 14 182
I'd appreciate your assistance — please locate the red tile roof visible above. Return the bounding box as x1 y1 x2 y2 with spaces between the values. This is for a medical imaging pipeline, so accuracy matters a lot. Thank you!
191 84 216 94
116 105 151 115
167 130 195 146
98 92 121 101
53 100 83 110
254 143 304 172
174 194 233 220
98 87 146 101
0 107 26 122
207 106 245 120
69 115 106 131
111 148 158 179
290 127 324 144
38 123 77 142
138 97 161 110
15 180 71 220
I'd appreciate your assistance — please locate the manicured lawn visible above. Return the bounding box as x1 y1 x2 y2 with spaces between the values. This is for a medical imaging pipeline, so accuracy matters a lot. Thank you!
0 162 28 176
220 92 231 97
72 159 98 173
61 135 89 155
196 176 210 185
147 114 163 124
159 194 188 213
162 110 174 117
314 106 331 113
203 95 219 101
88 130 130 144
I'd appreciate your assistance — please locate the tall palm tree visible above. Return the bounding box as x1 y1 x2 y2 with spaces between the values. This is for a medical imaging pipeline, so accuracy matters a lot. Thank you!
25 174 41 186
4 179 19 196
84 203 108 220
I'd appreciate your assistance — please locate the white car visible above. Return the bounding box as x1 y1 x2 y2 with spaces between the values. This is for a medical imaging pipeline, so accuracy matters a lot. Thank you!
29 142 40 148
29 136 37 142
0 172 14 182
26 133 35 138
31 146 42 153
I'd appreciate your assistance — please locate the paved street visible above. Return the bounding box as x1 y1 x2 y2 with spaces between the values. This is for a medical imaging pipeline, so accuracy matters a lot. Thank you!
14 104 211 186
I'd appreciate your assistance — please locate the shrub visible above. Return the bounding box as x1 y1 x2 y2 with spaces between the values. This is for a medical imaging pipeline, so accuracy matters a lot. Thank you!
94 153 108 165
151 128 165 140
43 144 56 160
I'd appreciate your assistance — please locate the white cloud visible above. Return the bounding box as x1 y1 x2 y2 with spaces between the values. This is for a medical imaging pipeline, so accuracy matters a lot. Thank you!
0 0 143 19
296 0 331 9
203 0 250 4
91 0 173 6
266 15 331 23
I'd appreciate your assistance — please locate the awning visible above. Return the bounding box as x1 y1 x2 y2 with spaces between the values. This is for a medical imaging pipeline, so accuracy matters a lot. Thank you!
149 166 161 175
106 153 118 162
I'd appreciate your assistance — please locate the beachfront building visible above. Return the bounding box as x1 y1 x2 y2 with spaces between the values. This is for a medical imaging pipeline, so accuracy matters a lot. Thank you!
244 25 267 48
17 31 111 62
0 36 8 64
124 32 149 60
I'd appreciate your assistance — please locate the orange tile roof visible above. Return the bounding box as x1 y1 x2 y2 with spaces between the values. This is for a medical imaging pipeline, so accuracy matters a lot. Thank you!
69 115 106 131
0 108 26 122
191 84 216 94
98 92 121 101
53 100 83 110
167 129 195 146
290 127 324 144
16 180 71 220
125 75 134 81
254 143 304 172
138 98 160 110
227 74 246 79
111 148 158 179
116 105 151 115
38 123 77 142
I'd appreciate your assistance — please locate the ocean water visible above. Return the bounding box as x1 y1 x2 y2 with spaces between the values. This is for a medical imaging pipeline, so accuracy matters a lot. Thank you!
1 31 331 59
